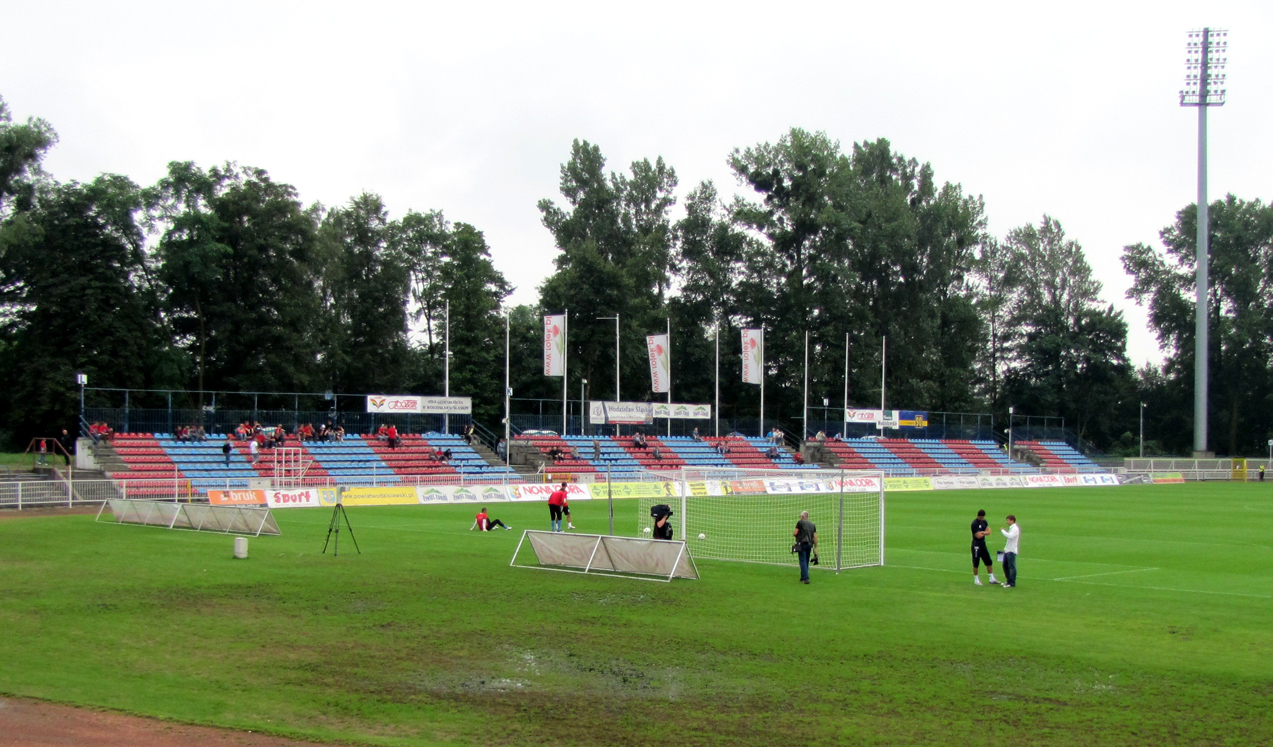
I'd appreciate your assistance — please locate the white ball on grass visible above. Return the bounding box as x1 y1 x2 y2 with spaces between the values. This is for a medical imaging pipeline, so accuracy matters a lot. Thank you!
698 533 706 540
643 526 652 535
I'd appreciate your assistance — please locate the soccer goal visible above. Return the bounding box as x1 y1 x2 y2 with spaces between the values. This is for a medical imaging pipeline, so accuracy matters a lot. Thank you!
510 530 699 582
633 468 885 571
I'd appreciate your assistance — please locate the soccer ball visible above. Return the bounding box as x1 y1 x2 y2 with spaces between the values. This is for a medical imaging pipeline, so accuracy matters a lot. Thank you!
643 527 652 535
698 533 706 540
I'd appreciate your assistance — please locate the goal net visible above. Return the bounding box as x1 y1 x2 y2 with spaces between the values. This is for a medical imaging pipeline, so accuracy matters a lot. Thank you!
633 467 884 571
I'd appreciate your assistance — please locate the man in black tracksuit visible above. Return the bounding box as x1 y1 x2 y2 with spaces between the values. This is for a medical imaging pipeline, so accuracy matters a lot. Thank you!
971 509 1000 586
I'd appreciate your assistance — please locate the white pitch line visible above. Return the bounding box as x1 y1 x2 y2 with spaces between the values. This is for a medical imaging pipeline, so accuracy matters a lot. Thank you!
891 562 1270 599
1052 567 1160 581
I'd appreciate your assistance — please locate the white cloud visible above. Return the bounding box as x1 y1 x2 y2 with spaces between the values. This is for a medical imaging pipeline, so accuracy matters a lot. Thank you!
4 0 1270 367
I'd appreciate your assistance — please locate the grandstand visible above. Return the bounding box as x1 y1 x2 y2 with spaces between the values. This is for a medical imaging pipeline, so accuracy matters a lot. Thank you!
818 437 1027 475
515 433 816 478
101 431 518 495
1014 440 1103 473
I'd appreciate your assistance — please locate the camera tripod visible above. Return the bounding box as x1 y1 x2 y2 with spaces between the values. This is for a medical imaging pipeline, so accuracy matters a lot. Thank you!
322 502 361 556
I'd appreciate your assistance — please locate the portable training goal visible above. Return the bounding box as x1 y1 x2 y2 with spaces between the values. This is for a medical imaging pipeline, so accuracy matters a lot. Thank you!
632 467 885 572
510 530 698 582
96 499 281 536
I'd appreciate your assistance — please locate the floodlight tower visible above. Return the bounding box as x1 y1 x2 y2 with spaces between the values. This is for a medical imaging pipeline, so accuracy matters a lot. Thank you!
1180 28 1227 456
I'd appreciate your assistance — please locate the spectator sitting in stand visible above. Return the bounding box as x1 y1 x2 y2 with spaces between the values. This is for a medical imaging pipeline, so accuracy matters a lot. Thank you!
832 432 842 442
652 446 662 461
633 432 647 449
815 430 826 443
443 447 453 461
766 445 780 459
376 424 389 441
195 426 206 442
793 452 805 465
691 427 702 441
433 447 445 461
273 425 286 448
335 426 345 442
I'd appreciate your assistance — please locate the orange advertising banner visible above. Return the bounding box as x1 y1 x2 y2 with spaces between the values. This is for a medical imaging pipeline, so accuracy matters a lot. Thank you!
207 489 267 506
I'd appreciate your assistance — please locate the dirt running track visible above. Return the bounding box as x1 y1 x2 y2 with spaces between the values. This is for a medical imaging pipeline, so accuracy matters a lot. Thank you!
0 697 339 747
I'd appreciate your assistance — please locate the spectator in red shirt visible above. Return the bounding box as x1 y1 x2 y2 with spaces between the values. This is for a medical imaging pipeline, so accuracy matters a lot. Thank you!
387 424 399 449
470 507 511 531
376 424 388 441
547 482 569 532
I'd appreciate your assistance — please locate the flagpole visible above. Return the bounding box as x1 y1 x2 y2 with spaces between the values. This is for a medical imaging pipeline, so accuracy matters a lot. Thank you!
504 309 510 457
666 316 672 438
843 332 849 438
563 309 569 436
714 323 720 438
444 300 450 435
880 334 887 414
802 330 809 441
759 327 765 438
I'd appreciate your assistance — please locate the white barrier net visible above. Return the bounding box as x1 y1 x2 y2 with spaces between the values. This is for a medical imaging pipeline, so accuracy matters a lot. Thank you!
634 468 884 571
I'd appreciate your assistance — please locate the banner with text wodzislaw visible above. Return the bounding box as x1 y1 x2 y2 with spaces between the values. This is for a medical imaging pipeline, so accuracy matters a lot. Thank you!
544 314 565 377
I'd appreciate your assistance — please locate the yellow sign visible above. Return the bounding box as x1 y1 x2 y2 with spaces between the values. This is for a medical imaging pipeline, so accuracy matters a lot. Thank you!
589 482 678 499
884 477 934 492
1232 459 1248 481
340 486 420 506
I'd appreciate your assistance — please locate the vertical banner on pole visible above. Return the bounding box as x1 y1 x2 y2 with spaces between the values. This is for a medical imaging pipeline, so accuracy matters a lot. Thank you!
647 334 670 393
741 329 763 384
543 314 565 377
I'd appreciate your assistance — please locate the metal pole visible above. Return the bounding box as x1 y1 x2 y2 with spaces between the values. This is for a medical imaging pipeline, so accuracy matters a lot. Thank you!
1194 34 1211 456
714 323 720 438
563 308 569 436
614 314 619 438
445 299 450 435
836 468 844 573
666 316 672 438
759 328 765 438
504 310 511 455
607 461 614 536
843 333 849 437
1139 402 1145 458
880 336 887 413
802 330 809 441
580 379 586 437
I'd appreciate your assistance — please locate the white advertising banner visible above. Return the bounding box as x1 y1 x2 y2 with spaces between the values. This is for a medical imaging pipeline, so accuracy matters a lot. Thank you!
506 483 592 502
761 476 882 495
652 403 712 420
366 395 472 414
543 314 566 377
880 410 900 429
741 329 763 384
265 488 337 508
1023 474 1065 488
646 333 670 393
589 401 654 425
845 408 883 425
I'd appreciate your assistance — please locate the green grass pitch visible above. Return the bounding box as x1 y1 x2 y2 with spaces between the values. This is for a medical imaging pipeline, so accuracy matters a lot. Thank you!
1 483 1270 746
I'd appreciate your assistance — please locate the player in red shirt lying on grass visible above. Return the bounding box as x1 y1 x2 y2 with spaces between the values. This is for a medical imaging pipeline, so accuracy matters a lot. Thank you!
470 507 511 531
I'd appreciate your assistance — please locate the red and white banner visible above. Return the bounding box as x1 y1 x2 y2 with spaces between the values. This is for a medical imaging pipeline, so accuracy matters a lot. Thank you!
845 408 883 424
366 395 471 414
506 483 592 502
543 314 566 377
742 329 763 385
265 488 335 508
646 333 670 393
1023 474 1065 488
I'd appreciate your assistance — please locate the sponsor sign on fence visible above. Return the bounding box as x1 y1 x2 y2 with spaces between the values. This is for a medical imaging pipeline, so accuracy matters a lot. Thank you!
651 403 712 420
208 489 267 506
1151 472 1186 484
365 395 472 414
589 401 654 425
265 488 337 508
508 483 592 502
883 477 934 492
976 475 1026 489
1023 474 1065 488
340 486 420 506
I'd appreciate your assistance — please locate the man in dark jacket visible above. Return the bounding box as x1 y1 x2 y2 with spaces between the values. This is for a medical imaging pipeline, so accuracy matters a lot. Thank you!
59 429 75 467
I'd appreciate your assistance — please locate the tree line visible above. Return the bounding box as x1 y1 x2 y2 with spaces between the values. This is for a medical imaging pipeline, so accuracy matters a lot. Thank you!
1 95 1269 455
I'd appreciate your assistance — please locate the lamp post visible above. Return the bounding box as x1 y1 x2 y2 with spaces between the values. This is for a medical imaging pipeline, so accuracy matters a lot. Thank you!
75 373 87 432
597 315 620 436
580 379 587 437
1139 402 1146 458
1181 28 1228 456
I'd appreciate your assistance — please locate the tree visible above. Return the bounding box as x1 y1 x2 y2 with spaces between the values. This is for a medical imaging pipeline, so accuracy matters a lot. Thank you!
1123 195 1273 454
0 95 57 216
316 193 411 394
538 140 678 406
1003 216 1132 445
149 162 324 398
0 175 180 443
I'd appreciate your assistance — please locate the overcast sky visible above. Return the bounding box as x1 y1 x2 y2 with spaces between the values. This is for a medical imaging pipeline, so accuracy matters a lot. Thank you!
3 0 1269 367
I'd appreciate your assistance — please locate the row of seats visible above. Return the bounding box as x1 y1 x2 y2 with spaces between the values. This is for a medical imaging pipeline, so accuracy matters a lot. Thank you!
1016 440 1103 473
517 434 819 476
820 438 1032 475
108 431 517 493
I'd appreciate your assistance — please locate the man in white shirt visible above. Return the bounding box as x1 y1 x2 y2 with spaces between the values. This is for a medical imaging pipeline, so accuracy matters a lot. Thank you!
1000 515 1020 588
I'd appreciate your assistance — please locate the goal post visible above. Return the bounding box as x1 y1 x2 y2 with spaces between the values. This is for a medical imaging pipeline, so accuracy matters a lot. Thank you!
633 467 885 571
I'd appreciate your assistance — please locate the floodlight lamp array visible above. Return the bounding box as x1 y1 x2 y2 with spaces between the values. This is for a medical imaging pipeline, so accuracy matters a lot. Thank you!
1180 29 1228 106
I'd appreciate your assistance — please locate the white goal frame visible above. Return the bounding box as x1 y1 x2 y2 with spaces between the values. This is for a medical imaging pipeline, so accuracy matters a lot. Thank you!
632 467 885 572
